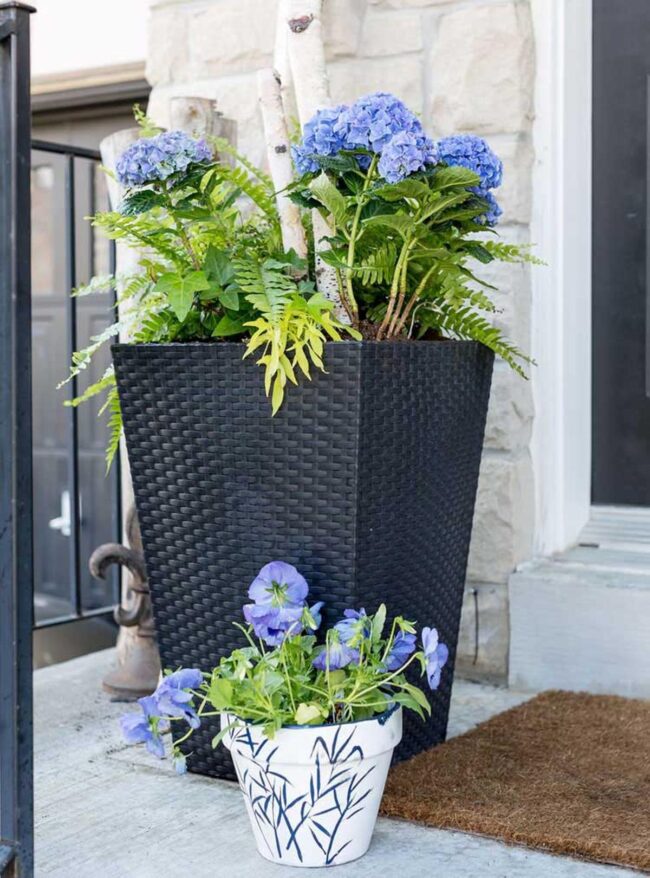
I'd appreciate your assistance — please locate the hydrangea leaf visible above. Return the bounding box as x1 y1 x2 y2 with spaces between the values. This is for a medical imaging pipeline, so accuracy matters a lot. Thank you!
308 172 349 227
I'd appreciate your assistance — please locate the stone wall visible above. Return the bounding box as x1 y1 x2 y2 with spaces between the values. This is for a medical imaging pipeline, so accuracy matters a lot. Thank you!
146 0 536 683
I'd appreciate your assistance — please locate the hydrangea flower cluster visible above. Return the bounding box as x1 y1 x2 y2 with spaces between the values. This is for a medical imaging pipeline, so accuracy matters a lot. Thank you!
437 133 503 226
243 561 323 646
292 92 438 183
115 130 212 188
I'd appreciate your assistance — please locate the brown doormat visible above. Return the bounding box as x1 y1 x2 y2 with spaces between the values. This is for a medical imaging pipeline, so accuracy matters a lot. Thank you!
381 690 650 872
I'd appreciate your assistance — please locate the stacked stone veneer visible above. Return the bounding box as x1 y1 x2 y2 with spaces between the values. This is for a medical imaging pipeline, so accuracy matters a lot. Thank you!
146 0 536 683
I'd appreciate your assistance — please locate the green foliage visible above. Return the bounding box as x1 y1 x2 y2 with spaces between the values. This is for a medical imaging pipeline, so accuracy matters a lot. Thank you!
63 132 359 463
172 605 433 746
291 156 539 371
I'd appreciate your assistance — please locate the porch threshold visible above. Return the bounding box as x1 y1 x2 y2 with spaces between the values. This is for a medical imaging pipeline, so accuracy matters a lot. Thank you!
35 649 636 877
509 545 650 696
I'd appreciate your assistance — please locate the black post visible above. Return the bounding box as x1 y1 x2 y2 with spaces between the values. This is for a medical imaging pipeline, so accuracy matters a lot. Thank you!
0 3 36 877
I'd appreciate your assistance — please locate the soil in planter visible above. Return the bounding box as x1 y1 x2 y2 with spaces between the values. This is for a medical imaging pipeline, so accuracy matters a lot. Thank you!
381 690 650 872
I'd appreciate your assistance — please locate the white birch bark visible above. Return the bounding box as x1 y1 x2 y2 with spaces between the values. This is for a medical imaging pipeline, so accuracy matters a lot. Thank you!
258 68 308 260
284 0 348 321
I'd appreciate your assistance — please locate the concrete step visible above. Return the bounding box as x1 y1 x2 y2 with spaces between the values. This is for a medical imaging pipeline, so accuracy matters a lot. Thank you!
509 547 650 697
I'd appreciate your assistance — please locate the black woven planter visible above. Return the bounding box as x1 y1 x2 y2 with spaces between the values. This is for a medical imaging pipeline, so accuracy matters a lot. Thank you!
112 340 493 779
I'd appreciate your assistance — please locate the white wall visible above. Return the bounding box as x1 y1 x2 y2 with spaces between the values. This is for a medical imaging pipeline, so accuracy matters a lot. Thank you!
31 0 149 78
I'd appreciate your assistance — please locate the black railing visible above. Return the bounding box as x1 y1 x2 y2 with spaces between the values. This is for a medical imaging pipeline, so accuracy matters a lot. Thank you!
0 3 36 875
30 139 121 630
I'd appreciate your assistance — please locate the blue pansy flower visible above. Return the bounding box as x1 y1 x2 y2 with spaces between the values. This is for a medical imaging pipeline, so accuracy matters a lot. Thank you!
313 631 360 671
334 608 372 646
421 627 449 690
385 631 417 671
154 668 203 729
120 695 169 758
305 601 324 630
243 561 310 646
116 130 212 188
436 133 503 195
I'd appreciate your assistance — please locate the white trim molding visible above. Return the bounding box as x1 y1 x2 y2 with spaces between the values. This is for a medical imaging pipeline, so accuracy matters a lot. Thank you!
529 0 593 556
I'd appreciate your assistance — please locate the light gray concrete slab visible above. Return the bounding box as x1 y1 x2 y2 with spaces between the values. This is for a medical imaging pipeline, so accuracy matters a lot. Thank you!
35 649 638 878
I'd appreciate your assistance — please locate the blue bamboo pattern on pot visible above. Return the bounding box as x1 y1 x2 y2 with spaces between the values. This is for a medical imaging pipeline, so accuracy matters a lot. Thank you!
230 725 376 865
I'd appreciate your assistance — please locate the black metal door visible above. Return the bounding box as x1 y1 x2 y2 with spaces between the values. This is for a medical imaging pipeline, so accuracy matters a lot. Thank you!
593 0 650 505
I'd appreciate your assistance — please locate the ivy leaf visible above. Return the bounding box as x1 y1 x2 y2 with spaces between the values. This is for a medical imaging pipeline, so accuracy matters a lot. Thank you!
463 241 495 264
212 312 247 337
309 172 349 227
155 270 210 322
218 284 240 311
205 246 235 286
118 189 166 216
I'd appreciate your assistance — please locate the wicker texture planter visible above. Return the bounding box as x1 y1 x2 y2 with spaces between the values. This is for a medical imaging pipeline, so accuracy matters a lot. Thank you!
112 340 493 779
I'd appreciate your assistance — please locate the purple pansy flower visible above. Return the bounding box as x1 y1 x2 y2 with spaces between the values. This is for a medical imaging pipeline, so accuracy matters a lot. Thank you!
334 608 372 646
385 631 417 671
116 130 212 188
421 627 449 690
312 632 360 671
243 562 310 646
306 601 325 630
120 695 169 758
247 561 309 606
154 668 203 729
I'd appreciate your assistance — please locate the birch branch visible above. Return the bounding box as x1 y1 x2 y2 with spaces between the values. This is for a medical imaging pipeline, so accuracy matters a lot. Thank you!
285 0 348 322
258 69 308 260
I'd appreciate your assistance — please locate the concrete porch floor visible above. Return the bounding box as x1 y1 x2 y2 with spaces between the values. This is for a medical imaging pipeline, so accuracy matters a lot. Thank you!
35 650 639 878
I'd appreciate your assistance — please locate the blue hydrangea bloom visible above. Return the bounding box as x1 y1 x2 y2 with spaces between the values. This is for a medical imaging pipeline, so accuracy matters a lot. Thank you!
378 131 439 183
291 106 349 174
385 631 417 671
421 627 449 690
334 608 372 646
334 92 424 153
116 130 212 187
120 695 169 758
479 190 502 227
312 632 360 671
292 94 438 182
154 668 203 729
172 752 188 775
436 134 503 195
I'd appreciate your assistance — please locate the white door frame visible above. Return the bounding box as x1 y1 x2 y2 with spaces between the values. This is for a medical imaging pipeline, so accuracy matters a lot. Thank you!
529 0 593 556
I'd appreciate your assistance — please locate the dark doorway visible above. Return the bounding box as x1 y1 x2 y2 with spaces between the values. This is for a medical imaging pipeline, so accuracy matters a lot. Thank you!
592 0 650 505
31 89 148 666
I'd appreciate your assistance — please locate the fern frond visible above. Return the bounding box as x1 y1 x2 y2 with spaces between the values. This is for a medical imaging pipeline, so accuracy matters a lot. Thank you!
73 275 115 297
58 321 122 388
481 240 545 265
66 366 115 408
203 164 278 221
104 387 123 472
423 302 530 377
210 137 275 192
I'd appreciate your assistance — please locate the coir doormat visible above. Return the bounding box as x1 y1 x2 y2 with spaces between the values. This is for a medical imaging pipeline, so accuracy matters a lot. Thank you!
380 690 650 872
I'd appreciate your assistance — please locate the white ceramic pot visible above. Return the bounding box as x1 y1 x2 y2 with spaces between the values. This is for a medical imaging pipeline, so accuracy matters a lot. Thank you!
221 706 403 867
